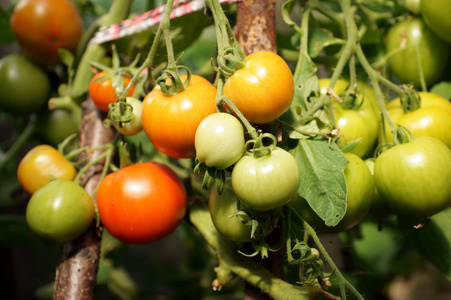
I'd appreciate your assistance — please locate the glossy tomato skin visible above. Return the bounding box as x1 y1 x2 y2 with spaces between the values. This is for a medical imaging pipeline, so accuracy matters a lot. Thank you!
195 113 245 170
0 54 51 114
421 0 451 43
364 158 394 219
382 92 451 149
96 162 187 244
319 79 379 158
291 152 373 232
10 0 82 65
385 17 450 88
89 72 136 112
26 180 95 244
223 51 294 124
37 108 80 146
209 181 252 242
142 75 217 158
374 136 451 218
231 147 300 211
111 97 143 136
17 145 76 195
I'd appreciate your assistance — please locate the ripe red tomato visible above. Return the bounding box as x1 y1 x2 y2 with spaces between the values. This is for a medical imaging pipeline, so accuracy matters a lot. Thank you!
142 75 217 158
10 0 83 65
96 162 187 244
381 92 451 149
89 71 136 112
17 145 76 195
223 51 294 124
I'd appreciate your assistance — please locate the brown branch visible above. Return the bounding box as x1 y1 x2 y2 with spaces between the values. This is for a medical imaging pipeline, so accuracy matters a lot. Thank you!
53 99 115 299
235 0 277 55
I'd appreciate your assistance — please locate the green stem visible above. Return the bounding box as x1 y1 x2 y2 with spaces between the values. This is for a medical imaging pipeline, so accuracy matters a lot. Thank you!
189 206 315 300
71 0 133 101
293 7 312 84
73 144 114 191
355 44 396 133
219 97 258 140
288 204 364 300
415 46 427 92
0 115 37 171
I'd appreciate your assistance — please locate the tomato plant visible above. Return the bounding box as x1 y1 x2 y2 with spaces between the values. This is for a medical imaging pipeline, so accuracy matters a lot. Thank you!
385 17 450 88
10 0 83 65
142 75 217 158
0 54 51 114
381 92 451 149
421 0 451 43
36 108 80 146
195 112 245 170
25 180 95 244
319 78 379 158
223 51 294 124
374 136 451 218
17 145 76 195
110 97 143 136
231 147 300 211
209 180 252 243
96 162 187 244
291 152 373 232
89 71 136 112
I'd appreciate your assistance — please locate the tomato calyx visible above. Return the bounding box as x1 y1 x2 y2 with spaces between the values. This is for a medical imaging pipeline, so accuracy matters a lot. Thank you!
194 162 226 194
399 85 421 113
245 133 278 159
156 66 191 96
214 47 246 77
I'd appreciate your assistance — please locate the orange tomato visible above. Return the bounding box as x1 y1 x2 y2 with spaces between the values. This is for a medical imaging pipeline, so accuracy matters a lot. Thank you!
141 75 217 158
223 51 294 124
10 0 83 65
88 71 135 112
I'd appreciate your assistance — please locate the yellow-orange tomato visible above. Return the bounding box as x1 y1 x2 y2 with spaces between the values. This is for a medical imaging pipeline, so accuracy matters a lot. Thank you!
10 0 83 65
223 51 294 124
17 145 76 195
141 75 217 158
89 71 136 112
381 92 451 149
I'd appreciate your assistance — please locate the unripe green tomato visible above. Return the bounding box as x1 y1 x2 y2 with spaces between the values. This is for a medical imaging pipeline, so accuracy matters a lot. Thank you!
37 108 80 146
421 0 451 43
291 152 373 232
195 113 245 170
385 17 450 88
0 54 51 114
374 136 451 218
111 97 143 136
232 147 300 211
26 180 95 244
209 181 252 242
364 158 394 219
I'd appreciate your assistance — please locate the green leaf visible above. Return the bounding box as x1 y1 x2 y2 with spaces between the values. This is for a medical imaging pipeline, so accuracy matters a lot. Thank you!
0 6 15 45
58 49 74 69
289 139 348 226
398 207 451 279
308 28 345 58
430 81 451 100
